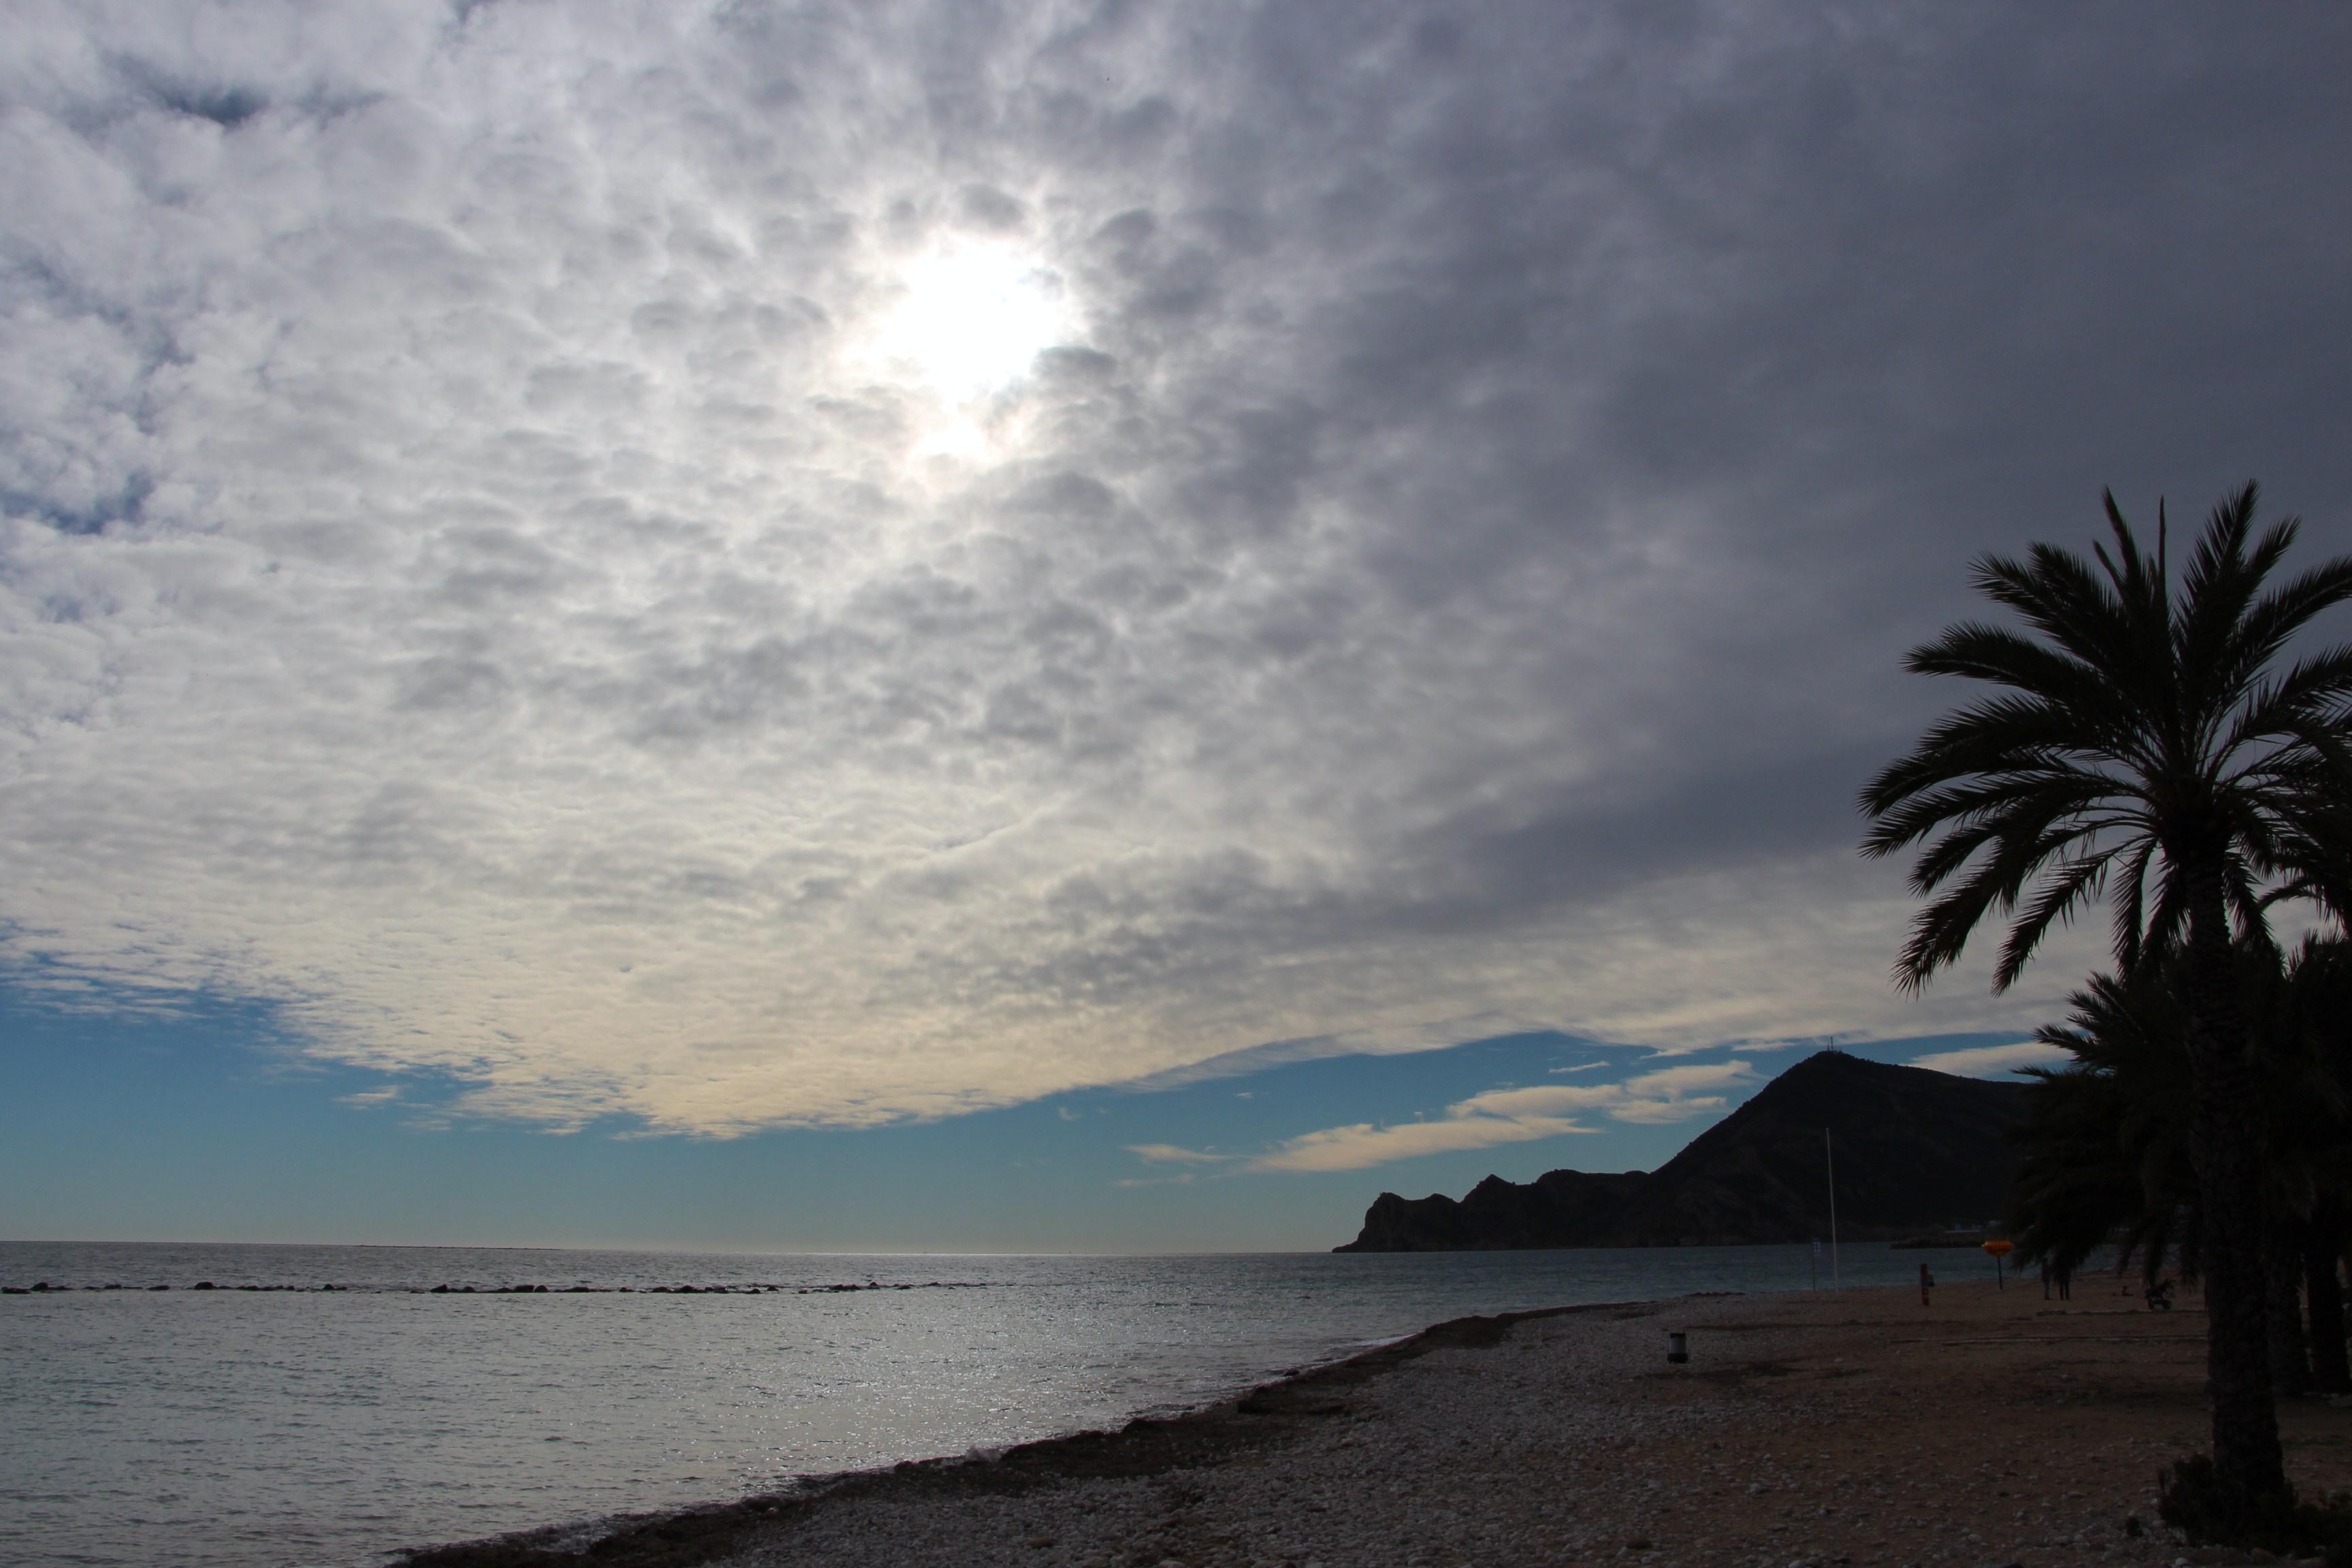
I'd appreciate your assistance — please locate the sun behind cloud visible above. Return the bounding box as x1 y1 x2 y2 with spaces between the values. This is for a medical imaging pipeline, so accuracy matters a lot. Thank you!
4 3 2325 1141
862 240 1075 399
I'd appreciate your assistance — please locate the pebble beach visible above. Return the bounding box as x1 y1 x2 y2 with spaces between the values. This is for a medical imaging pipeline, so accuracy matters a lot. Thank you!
403 1276 2352 1568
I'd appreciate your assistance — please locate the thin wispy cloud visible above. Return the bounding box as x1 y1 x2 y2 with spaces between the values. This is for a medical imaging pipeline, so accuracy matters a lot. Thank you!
1114 1173 1196 1189
1 3 2345 1133
1129 1060 1758 1174
1247 1109 1595 1174
1124 1143 1237 1165
1909 1041 2073 1079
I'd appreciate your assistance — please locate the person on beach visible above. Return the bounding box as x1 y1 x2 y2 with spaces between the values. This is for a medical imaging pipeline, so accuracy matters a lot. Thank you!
1918 1262 1935 1306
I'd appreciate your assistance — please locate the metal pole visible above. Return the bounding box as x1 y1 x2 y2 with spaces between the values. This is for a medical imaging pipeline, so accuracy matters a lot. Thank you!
1826 1128 1840 1289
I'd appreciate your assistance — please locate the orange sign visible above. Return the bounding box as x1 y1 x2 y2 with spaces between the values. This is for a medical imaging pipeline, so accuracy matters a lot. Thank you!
1982 1239 2014 1258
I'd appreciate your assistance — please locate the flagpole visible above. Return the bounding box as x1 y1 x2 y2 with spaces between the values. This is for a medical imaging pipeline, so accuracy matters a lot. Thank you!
1826 1128 1840 1289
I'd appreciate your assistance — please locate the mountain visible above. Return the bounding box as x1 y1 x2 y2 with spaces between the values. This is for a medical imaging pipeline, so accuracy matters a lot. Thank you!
1334 1050 2029 1251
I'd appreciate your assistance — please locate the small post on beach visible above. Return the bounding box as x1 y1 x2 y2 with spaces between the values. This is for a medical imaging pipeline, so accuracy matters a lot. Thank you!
1667 1330 1688 1364
1825 1128 1841 1289
1809 1237 1819 1293
1982 1237 2013 1290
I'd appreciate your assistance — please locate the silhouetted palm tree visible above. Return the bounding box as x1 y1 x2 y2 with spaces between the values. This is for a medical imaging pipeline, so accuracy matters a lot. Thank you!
2009 966 2197 1289
2010 945 2349 1392
2270 936 2352 1392
1861 484 2352 1505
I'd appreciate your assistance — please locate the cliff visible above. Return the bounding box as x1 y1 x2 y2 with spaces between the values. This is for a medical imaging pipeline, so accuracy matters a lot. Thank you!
1334 1049 2028 1251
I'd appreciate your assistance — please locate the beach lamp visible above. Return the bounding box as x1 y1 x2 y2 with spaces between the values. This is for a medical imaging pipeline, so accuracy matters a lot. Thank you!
1982 1237 2014 1288
1666 1330 1688 1364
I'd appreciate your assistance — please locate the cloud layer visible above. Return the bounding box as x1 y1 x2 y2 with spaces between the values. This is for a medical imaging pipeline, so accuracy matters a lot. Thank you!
1123 1058 1757 1173
3 3 2349 1130
1234 1060 1758 1172
1908 1041 2072 1079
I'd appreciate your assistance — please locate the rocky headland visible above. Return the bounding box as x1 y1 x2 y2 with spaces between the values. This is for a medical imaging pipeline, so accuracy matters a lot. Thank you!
1337 1051 2028 1252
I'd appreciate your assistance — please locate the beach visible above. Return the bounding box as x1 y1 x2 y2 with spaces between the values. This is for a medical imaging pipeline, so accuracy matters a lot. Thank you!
401 1276 2352 1568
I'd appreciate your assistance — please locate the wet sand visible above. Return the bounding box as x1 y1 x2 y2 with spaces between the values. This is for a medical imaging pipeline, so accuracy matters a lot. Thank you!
399 1277 2352 1568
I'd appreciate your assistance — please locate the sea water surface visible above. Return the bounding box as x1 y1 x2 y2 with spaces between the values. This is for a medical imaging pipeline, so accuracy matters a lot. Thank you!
1 1240 2004 1568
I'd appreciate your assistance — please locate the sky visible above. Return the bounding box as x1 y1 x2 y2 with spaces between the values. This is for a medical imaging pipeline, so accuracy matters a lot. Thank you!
3 1 2349 1250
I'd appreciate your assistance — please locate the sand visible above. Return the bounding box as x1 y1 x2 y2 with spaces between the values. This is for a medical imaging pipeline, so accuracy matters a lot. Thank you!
400 1277 2352 1568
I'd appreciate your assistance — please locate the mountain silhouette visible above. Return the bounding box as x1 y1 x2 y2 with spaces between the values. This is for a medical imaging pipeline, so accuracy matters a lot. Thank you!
1334 1050 2027 1251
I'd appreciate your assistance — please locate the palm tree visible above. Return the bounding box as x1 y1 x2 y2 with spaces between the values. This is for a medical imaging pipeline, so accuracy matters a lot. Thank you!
2009 966 2198 1292
1860 483 2352 1507
2272 936 2352 1392
2010 946 2345 1391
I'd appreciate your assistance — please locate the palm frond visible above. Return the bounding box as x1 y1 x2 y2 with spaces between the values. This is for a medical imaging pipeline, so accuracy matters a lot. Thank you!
1997 847 2122 990
2216 647 2352 766
2112 836 2159 973
1861 482 2352 996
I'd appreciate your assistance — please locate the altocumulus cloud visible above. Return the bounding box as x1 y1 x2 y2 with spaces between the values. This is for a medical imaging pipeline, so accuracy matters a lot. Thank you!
2 3 2349 1132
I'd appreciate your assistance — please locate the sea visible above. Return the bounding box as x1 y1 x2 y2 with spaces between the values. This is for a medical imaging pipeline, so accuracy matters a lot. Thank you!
1 1239 2011 1568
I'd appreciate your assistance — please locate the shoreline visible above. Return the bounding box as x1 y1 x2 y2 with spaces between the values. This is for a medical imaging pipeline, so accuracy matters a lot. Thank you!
395 1277 2352 1568
394 1298 1607 1567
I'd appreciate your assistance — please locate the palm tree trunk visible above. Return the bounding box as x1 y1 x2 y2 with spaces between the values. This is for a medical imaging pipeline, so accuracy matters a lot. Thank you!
2306 1204 2349 1394
2267 1215 2310 1396
2183 868 2287 1504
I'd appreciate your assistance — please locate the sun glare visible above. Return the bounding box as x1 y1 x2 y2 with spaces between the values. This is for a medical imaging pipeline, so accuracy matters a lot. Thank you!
868 244 1072 399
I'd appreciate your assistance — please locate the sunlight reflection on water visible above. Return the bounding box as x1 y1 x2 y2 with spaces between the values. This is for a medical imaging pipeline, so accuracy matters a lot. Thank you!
0 1241 1999 1568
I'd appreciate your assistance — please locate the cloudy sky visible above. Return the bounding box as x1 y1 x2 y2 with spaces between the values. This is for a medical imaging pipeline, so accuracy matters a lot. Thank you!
3 1 2349 1246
